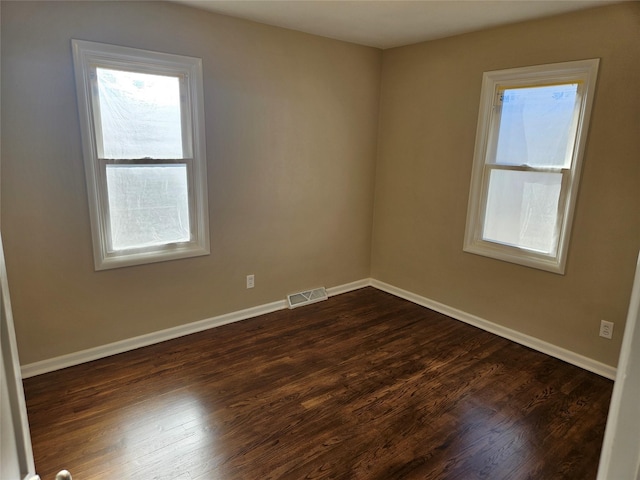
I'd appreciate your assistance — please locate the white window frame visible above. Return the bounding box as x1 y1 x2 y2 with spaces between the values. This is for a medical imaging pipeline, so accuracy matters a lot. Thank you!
464 59 599 274
72 40 210 270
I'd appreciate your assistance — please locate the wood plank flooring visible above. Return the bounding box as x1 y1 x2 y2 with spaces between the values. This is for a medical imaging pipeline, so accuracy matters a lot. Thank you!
23 287 613 479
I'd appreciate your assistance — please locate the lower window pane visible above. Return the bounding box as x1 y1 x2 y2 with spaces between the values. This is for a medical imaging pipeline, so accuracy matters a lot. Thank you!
483 169 562 255
106 165 190 251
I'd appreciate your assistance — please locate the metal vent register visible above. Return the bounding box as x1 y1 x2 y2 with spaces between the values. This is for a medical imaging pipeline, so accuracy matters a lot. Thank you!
287 287 328 309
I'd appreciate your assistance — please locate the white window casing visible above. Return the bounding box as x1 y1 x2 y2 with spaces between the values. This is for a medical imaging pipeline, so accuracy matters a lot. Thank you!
463 59 599 274
72 40 210 270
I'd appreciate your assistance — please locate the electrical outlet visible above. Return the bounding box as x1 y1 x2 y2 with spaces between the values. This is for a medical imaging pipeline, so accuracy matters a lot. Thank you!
246 274 255 289
599 320 614 339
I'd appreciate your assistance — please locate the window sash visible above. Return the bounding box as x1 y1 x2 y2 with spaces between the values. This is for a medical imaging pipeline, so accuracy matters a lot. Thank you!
486 82 584 170
89 66 194 160
96 158 197 254
477 164 570 257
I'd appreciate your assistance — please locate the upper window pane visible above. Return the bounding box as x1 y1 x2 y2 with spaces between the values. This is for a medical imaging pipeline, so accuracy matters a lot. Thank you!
96 68 183 159
493 83 579 168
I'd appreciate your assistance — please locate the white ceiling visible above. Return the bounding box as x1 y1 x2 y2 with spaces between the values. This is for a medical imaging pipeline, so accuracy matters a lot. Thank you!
175 0 619 49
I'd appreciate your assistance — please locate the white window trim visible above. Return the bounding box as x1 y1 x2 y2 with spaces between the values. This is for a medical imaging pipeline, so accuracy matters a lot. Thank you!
463 59 599 274
72 40 210 270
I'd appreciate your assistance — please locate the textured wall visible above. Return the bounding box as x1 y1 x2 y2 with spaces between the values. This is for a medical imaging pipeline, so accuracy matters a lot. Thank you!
372 2 640 367
1 1 381 364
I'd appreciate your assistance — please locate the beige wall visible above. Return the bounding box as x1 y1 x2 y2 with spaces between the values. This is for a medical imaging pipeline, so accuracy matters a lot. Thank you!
2 1 638 369
1 1 381 364
372 2 640 367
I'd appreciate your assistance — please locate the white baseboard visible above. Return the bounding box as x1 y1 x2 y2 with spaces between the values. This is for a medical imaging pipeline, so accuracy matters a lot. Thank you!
21 279 371 378
326 278 372 296
370 279 617 380
22 277 616 380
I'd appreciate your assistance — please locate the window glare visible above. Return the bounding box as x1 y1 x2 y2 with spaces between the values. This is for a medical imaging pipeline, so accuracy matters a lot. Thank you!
494 84 579 168
106 165 190 250
96 68 183 159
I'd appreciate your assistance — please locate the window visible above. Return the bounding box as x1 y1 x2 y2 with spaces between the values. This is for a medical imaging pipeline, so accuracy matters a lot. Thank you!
464 59 599 274
72 40 209 270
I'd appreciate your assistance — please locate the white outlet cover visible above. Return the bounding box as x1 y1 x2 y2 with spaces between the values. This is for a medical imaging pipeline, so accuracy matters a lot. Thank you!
600 320 614 339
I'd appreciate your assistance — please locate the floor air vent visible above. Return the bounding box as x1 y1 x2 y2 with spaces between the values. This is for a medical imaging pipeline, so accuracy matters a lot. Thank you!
287 287 328 309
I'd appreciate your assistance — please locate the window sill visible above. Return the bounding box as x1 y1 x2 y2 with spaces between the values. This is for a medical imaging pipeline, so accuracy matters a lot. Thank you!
95 243 210 270
463 240 565 274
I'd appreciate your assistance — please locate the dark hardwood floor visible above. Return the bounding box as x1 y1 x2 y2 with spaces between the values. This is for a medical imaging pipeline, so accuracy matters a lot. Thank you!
24 287 613 479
